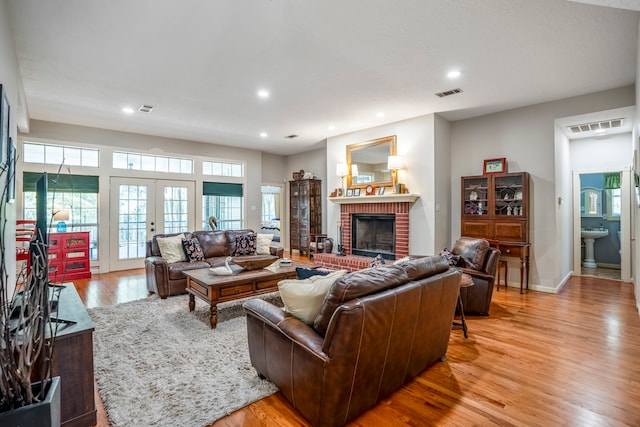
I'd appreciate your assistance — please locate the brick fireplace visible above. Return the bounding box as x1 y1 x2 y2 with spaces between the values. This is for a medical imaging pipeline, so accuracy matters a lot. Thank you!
314 199 413 271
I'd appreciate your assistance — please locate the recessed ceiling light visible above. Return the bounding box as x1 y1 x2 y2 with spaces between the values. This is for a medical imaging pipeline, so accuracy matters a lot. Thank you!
122 107 134 114
328 125 336 131
376 112 385 118
257 90 269 98
260 132 268 138
447 70 461 79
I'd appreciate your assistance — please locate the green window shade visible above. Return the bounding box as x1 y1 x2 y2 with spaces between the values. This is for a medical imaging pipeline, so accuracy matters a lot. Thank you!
604 173 621 189
23 172 99 193
203 182 243 197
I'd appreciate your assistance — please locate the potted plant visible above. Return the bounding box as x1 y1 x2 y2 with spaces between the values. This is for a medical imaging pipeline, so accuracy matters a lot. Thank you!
0 157 61 426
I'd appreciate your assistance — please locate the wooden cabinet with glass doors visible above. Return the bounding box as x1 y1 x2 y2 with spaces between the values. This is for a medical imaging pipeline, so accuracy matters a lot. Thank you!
461 172 531 292
289 179 322 256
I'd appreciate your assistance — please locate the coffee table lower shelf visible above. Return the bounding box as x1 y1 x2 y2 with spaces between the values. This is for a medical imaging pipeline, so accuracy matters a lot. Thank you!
183 260 312 328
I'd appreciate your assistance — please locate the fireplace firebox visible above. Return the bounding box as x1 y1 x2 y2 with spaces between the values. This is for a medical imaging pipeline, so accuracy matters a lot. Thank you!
351 214 396 260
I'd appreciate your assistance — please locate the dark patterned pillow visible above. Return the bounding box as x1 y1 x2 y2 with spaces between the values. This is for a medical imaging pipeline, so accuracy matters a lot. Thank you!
439 248 461 267
233 233 257 256
182 238 205 262
296 267 332 280
369 254 386 268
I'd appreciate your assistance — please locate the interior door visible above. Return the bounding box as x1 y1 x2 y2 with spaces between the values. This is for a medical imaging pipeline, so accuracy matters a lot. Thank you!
109 178 195 271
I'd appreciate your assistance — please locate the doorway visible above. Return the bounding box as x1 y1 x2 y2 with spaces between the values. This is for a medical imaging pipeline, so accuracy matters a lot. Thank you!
572 170 631 282
260 184 284 247
109 177 195 271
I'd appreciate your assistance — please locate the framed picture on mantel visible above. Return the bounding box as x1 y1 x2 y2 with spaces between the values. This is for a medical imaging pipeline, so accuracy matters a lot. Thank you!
483 157 507 174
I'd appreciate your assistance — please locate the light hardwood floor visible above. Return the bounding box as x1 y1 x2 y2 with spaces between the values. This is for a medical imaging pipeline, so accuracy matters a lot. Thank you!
73 255 640 427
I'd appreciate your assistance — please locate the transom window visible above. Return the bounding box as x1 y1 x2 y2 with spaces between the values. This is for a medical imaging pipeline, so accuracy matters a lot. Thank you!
113 151 193 174
23 142 99 167
203 161 244 177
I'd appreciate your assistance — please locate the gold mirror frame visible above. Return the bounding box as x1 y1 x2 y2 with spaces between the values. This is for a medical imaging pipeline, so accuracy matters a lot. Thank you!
346 135 397 189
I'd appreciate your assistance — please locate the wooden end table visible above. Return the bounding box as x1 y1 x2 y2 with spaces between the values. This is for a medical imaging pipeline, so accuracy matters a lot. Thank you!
452 272 474 339
183 260 313 328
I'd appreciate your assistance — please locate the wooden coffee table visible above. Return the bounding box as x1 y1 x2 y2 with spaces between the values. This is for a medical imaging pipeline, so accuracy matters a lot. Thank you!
184 260 313 328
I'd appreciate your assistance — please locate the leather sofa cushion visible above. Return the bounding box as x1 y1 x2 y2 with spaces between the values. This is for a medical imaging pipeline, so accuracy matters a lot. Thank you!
393 255 450 281
167 260 209 280
192 230 228 258
313 264 408 336
452 237 490 271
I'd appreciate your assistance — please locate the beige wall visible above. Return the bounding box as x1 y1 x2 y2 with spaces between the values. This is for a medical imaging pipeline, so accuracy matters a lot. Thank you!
326 114 447 257
451 85 635 292
1 0 21 293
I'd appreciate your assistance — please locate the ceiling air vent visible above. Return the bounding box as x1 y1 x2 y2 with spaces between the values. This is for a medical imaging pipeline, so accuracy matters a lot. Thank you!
284 134 299 139
138 104 154 113
568 118 623 133
435 88 463 98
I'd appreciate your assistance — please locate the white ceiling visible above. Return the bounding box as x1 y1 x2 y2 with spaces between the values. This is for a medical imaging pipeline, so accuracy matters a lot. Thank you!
6 0 639 156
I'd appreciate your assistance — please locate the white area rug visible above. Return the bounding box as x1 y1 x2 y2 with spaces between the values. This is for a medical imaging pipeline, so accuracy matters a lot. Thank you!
88 293 281 427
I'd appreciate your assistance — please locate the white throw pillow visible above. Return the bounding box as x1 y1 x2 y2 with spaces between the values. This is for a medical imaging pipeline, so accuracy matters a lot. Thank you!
278 270 348 325
256 233 274 255
156 234 187 263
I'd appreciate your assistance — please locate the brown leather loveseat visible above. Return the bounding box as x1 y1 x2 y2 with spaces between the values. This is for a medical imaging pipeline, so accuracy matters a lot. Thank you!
243 255 461 427
145 229 284 298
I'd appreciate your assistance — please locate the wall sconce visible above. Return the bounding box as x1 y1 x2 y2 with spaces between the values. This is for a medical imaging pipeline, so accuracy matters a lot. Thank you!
53 209 70 232
336 163 349 196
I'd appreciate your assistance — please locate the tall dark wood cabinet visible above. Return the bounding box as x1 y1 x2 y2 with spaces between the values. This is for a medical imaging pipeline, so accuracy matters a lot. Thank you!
34 284 96 426
289 179 322 255
461 172 531 292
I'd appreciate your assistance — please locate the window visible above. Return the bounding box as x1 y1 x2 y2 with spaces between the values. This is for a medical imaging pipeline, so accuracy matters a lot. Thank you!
23 172 99 260
605 188 621 220
203 161 243 177
202 182 244 230
23 142 99 167
113 151 193 174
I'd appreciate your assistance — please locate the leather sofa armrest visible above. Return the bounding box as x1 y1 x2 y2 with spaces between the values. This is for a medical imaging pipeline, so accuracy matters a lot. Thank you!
243 299 325 356
145 256 170 298
458 267 494 282
270 246 284 258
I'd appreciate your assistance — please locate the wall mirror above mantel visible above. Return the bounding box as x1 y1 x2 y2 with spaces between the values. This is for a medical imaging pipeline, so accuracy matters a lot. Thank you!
346 135 397 189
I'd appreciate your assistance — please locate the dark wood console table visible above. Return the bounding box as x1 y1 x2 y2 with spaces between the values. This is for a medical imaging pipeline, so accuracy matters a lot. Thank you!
49 284 96 427
490 241 530 293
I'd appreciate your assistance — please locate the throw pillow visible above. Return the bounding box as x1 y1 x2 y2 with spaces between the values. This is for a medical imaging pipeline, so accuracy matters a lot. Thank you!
181 237 205 262
439 248 461 266
369 254 386 268
296 267 332 280
233 233 257 256
278 270 348 325
156 234 187 263
256 233 274 255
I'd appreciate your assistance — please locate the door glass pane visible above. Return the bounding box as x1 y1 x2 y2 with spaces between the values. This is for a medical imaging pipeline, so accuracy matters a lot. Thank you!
164 186 189 233
118 184 147 260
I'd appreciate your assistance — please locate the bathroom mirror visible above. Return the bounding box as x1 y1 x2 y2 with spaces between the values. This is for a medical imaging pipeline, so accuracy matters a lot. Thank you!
581 187 602 217
346 135 397 189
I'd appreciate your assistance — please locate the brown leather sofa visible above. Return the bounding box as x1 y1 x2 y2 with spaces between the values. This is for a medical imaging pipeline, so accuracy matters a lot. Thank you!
451 237 500 315
243 255 461 427
145 229 284 298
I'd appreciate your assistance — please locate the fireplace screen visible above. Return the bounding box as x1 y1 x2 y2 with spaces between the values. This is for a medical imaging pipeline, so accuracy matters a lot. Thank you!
351 214 395 260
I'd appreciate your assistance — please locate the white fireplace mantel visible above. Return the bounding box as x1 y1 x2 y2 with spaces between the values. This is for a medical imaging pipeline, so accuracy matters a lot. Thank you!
328 194 420 204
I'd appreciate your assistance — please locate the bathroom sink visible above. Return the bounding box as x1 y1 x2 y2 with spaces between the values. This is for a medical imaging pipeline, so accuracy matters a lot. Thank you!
581 228 608 239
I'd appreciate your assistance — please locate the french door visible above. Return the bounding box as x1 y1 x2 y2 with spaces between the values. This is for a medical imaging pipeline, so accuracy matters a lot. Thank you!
109 178 195 271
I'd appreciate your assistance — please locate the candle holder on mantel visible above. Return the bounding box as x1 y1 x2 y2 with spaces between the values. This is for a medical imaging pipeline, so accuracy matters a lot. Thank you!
336 221 346 256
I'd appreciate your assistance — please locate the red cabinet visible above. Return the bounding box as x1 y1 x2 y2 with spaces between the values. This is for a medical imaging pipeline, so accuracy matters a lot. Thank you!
48 232 92 282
